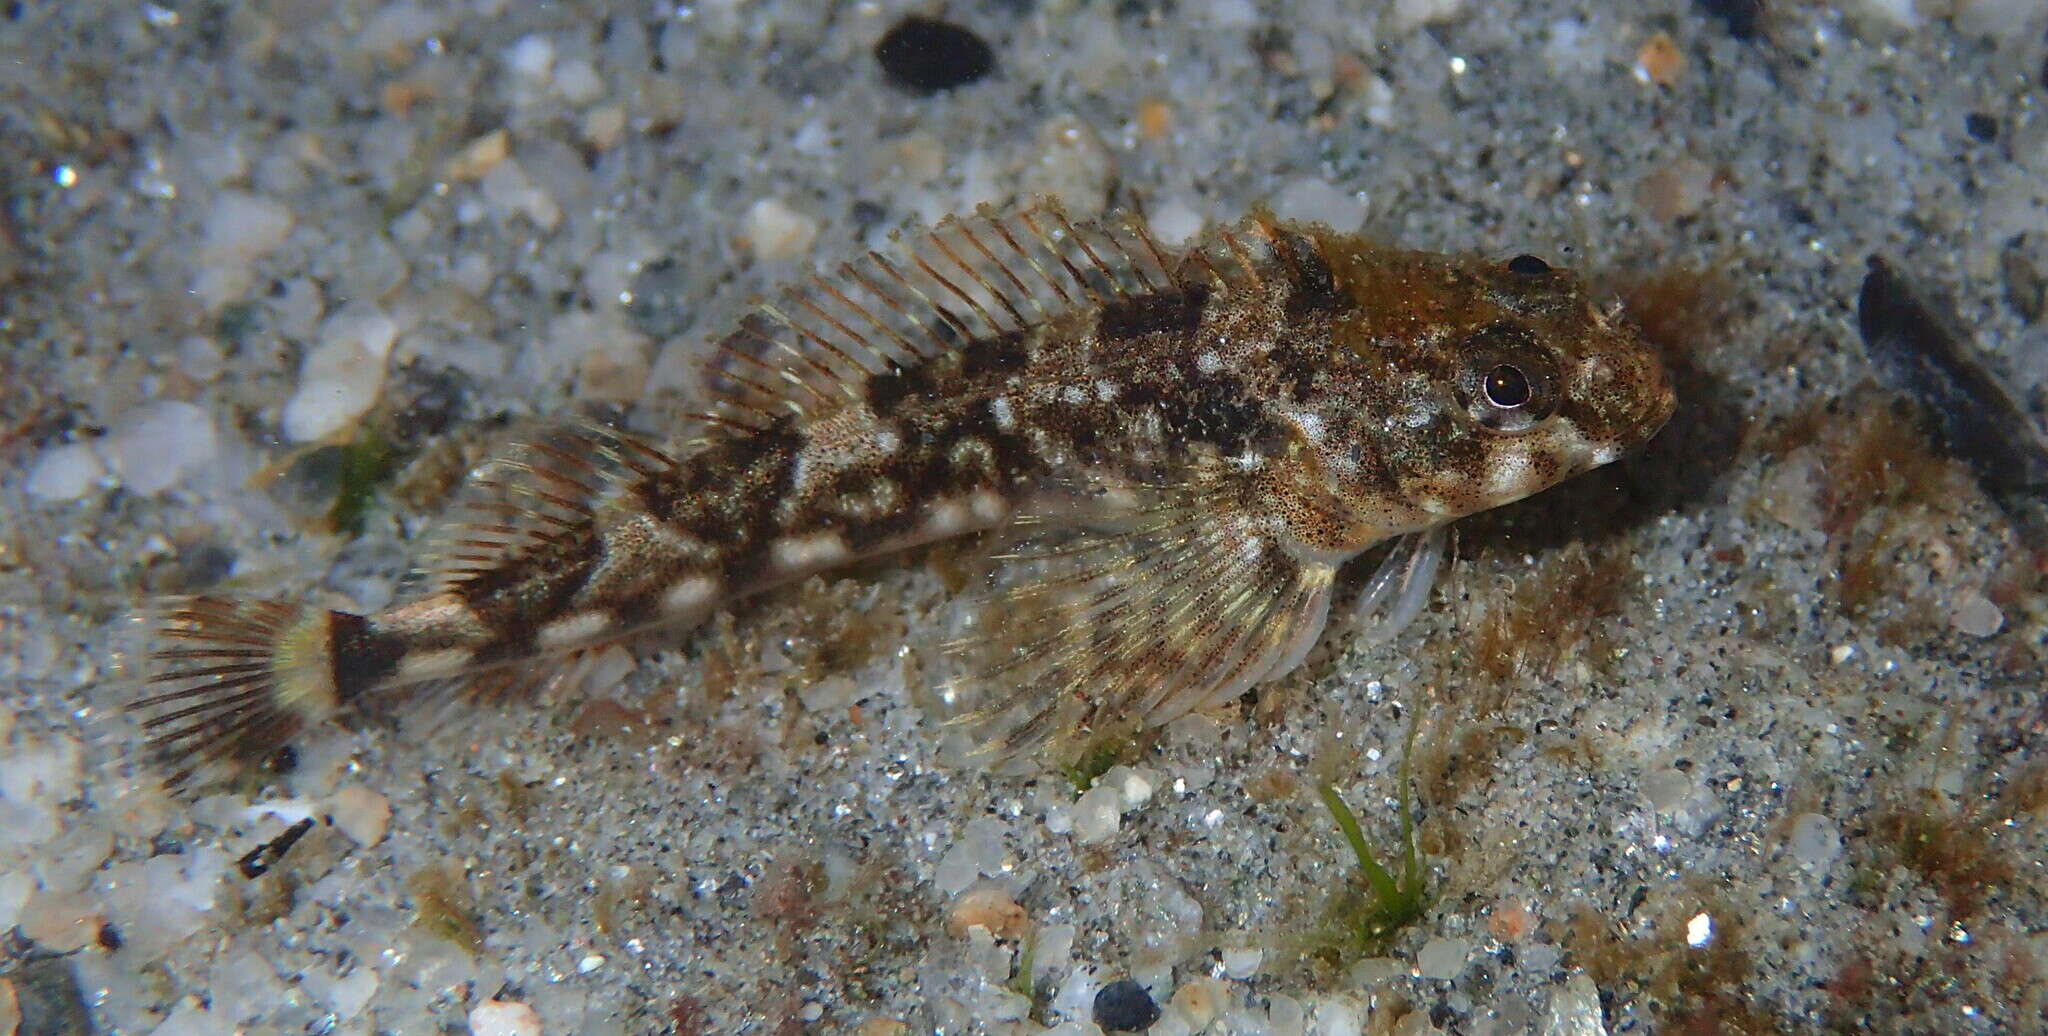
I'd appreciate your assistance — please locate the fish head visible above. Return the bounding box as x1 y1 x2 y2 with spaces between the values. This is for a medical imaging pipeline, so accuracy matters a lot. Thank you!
1305 234 1677 526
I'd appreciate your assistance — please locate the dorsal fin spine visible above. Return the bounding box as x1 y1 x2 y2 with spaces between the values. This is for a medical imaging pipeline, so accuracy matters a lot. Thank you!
908 249 1003 336
942 219 1031 328
1018 209 1100 303
989 214 1075 307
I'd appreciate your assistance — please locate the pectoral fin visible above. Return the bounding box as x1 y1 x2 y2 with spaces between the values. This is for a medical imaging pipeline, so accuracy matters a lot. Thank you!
952 494 1337 762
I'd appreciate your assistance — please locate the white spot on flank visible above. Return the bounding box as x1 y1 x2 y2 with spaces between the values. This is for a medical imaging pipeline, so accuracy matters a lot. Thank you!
1282 408 1325 443
1196 351 1223 374
538 611 612 649
1095 380 1119 402
397 647 475 683
1061 384 1086 405
969 489 1009 523
1418 495 1454 516
773 532 851 569
1590 443 1621 465
872 428 901 454
662 575 721 614
989 396 1016 431
927 498 971 536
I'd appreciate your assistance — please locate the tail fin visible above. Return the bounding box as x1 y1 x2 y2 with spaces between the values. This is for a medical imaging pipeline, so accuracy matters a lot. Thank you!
129 597 348 786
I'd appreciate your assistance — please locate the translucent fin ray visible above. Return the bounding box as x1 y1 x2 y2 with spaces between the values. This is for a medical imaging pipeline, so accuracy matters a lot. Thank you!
124 597 341 787
404 423 679 599
696 199 1206 431
949 480 1338 763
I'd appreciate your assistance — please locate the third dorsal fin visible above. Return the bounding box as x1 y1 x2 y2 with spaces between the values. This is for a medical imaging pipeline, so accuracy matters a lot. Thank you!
696 199 1249 433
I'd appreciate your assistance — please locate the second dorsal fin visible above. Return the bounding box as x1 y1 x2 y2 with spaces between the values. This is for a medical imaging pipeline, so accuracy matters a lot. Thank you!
696 199 1269 433
402 423 680 600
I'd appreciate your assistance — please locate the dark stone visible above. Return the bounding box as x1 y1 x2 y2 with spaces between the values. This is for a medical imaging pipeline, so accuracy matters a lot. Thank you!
1696 0 1764 39
1964 112 1998 143
875 16 994 95
1092 978 1161 1032
11 955 95 1036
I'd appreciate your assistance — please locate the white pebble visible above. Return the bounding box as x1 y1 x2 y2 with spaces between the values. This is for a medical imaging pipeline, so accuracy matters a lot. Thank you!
740 198 819 262
281 301 398 442
1272 178 1368 234
0 871 33 932
323 965 379 1021
1105 766 1158 810
1205 0 1260 28
553 58 604 105
105 401 218 495
358 4 437 56
503 35 555 82
194 191 294 311
178 335 225 382
330 785 391 848
1854 0 1923 29
1347 956 1405 987
199 190 294 267
1070 780 1123 844
1640 767 1693 813
1310 995 1365 1036
1787 813 1842 869
1544 973 1607 1036
479 159 561 230
1416 936 1470 980
23 443 106 501
1149 198 1205 247
469 999 542 1036
1388 0 1467 32
1949 589 2005 638
1221 945 1264 979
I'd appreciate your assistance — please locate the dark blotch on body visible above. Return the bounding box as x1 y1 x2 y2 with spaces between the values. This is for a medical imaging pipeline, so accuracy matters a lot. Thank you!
1096 285 1209 341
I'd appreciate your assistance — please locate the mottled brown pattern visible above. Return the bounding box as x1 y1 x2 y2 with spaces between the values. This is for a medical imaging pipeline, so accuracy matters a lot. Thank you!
131 202 1675 777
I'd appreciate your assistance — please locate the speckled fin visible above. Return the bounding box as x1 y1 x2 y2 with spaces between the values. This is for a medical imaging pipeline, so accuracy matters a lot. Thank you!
952 484 1337 762
404 422 678 599
698 200 1214 431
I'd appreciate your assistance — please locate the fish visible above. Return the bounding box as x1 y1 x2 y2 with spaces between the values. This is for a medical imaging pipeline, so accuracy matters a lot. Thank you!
126 200 1676 784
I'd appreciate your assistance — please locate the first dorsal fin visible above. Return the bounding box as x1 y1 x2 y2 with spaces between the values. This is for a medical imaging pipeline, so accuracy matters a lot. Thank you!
697 199 1235 433
402 423 679 600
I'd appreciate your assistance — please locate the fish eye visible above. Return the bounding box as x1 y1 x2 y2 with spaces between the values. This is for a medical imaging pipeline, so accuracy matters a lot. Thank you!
1455 326 1558 433
1505 254 1552 276
1483 364 1531 408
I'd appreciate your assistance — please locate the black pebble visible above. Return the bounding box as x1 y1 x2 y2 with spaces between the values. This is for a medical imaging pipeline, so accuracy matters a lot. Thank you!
1696 0 1764 40
875 16 994 95
1964 112 1998 143
1093 978 1161 1032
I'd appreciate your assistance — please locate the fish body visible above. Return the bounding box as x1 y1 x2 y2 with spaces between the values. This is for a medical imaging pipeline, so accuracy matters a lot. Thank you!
133 203 1674 780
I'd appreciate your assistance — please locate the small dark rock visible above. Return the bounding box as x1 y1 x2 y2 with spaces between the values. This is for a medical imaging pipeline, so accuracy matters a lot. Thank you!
11 955 94 1036
1964 112 1998 143
2004 233 2048 323
874 16 994 95
1093 978 1161 1032
1696 0 1764 40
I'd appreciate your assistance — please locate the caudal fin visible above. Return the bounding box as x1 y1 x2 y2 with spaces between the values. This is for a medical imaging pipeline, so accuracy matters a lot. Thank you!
129 596 348 786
